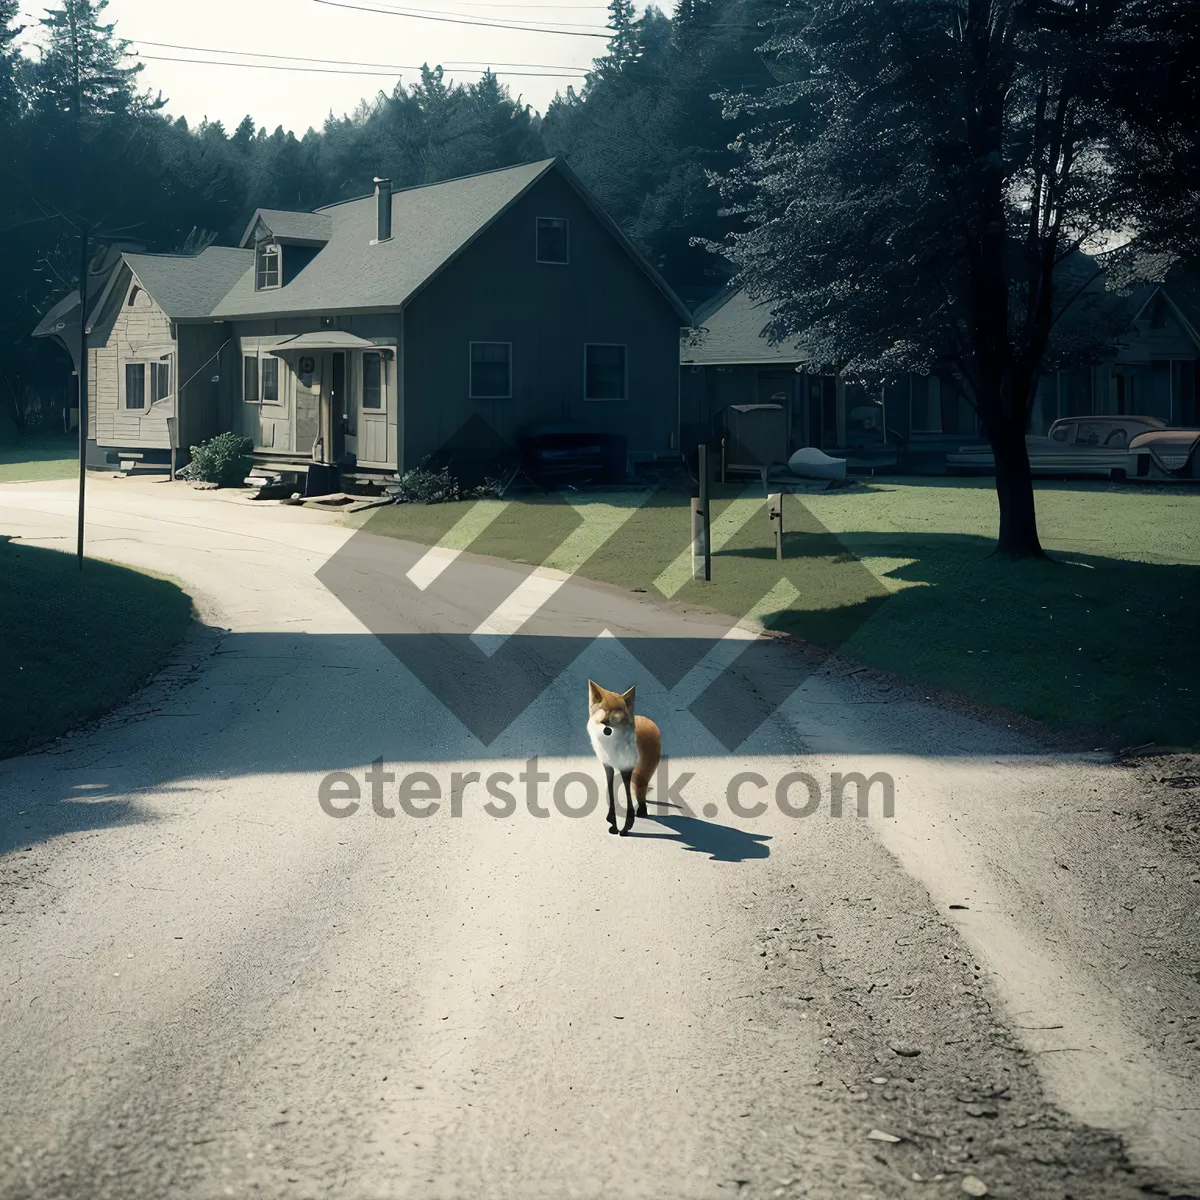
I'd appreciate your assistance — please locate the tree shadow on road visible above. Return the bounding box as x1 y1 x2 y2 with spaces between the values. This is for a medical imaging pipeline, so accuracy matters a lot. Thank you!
628 811 771 862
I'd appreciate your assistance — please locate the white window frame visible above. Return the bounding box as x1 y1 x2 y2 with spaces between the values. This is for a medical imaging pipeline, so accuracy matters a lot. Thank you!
149 354 173 406
583 343 627 402
535 216 569 265
256 241 281 291
123 361 147 410
361 350 387 411
242 347 285 406
469 341 512 400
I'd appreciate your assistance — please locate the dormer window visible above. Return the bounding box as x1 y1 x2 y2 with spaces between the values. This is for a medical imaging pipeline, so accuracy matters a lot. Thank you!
256 241 281 290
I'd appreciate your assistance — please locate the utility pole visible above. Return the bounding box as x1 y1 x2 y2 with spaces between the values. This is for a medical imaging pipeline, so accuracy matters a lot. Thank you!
77 224 88 570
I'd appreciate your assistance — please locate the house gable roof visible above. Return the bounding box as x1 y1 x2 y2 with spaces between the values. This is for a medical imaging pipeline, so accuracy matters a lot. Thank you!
35 159 692 335
213 158 692 322
123 246 254 321
681 285 813 365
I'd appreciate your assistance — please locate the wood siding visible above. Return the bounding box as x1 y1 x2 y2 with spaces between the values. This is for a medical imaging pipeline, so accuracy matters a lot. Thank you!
91 276 177 449
402 171 682 468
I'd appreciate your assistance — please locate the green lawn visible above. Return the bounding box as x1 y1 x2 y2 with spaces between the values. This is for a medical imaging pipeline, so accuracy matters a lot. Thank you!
0 539 193 759
351 479 1200 750
0 434 77 483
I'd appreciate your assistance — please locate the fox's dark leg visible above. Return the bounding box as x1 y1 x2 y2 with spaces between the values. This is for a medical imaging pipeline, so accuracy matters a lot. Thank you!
635 778 647 820
619 770 635 835
605 765 618 834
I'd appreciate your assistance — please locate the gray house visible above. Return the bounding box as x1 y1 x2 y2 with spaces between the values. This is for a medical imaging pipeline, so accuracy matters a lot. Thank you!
34 158 691 479
682 275 1199 474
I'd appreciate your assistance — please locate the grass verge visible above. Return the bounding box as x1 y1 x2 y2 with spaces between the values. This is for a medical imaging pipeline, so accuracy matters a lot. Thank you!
0 538 193 758
350 478 1200 750
0 434 78 483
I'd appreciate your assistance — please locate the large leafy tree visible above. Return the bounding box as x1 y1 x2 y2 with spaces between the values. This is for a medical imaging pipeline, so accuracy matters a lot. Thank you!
716 0 1200 557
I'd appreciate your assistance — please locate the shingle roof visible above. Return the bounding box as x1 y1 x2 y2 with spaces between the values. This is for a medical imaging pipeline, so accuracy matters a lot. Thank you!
213 159 559 319
239 209 333 248
124 246 254 320
34 159 691 332
680 286 814 365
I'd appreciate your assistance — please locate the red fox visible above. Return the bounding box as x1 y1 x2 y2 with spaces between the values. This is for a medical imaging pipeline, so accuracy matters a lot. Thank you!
587 680 662 836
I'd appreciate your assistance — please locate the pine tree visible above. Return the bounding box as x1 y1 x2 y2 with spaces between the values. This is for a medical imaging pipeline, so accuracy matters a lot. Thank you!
603 0 641 71
0 0 24 112
34 0 152 118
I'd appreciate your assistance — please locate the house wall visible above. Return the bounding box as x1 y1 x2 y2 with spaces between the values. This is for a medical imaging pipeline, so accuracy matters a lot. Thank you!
87 275 178 450
401 170 683 469
177 323 231 450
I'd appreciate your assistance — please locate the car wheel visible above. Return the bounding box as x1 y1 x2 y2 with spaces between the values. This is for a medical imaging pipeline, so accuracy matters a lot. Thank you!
1110 467 1126 482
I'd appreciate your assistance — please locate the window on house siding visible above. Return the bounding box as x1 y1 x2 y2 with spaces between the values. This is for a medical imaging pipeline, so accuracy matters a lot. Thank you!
470 342 511 399
362 352 383 409
150 357 171 403
536 217 569 265
261 355 280 403
125 362 146 409
243 354 259 402
584 344 626 401
256 242 281 290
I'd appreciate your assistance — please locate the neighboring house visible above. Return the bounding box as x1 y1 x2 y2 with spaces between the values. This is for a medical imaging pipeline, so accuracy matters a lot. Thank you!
683 270 1200 475
679 287 909 471
1027 277 1200 435
34 158 691 479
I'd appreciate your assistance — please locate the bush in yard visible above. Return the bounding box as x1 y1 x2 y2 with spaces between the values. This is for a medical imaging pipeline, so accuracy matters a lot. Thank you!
180 432 253 487
391 464 505 504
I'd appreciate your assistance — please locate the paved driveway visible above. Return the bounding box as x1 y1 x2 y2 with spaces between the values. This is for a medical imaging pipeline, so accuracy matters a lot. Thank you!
1 477 1197 1199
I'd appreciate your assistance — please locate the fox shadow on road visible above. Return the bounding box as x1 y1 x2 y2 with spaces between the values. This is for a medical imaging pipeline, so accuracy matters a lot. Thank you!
627 811 771 862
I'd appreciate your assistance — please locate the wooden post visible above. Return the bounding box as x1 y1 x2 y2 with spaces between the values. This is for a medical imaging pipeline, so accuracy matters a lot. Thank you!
720 436 726 484
691 497 705 580
768 491 784 561
698 442 711 581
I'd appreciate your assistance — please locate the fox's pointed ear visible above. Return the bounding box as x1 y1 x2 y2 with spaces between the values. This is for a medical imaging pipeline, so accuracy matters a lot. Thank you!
621 685 636 712
588 680 603 706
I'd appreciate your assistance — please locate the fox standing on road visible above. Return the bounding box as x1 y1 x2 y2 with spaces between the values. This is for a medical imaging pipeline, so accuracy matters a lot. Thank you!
587 680 662 836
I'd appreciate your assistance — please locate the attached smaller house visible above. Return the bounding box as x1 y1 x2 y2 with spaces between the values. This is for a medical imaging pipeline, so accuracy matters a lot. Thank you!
33 245 251 468
35 158 692 482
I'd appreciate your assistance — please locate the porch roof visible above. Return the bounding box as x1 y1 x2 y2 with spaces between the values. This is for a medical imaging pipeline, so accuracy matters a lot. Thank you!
266 331 396 353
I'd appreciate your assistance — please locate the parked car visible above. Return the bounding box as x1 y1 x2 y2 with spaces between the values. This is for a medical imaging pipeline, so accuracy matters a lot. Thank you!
1129 427 1200 480
946 415 1197 480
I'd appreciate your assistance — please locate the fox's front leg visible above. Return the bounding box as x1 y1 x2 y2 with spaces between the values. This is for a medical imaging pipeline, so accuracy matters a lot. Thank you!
605 765 618 834
619 770 635 836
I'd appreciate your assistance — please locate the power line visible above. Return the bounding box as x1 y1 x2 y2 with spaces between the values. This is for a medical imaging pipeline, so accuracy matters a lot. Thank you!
136 53 585 79
311 0 612 38
130 38 587 74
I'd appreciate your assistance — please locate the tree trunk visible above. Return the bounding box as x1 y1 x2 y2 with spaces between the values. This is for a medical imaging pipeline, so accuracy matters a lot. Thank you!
990 418 1045 559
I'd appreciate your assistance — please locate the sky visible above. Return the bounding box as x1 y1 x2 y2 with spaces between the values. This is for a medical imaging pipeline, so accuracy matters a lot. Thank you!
14 0 624 132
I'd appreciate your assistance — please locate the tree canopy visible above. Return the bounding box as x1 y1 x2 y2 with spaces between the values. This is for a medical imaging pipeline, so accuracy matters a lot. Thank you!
714 0 1200 555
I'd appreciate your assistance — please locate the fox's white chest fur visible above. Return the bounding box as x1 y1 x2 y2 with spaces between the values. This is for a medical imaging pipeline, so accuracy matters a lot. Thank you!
588 720 639 772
